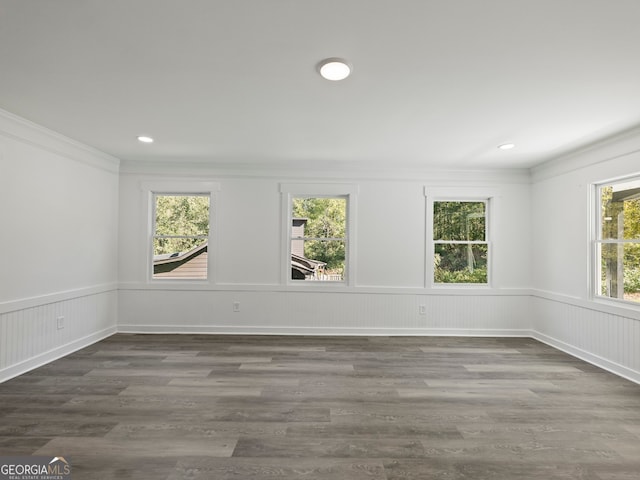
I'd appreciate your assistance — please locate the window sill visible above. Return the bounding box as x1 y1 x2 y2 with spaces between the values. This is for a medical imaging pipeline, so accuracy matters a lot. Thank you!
432 283 491 289
591 296 640 320
531 290 640 322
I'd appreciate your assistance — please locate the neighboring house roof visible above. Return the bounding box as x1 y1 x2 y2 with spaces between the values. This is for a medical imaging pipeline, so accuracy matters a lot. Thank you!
153 242 209 279
153 242 208 266
612 187 640 202
291 253 326 275
153 242 324 278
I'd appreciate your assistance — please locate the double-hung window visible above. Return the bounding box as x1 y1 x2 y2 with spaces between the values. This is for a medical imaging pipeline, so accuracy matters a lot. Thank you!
152 193 210 280
291 197 347 282
594 176 640 304
144 180 219 282
281 183 357 285
432 200 489 284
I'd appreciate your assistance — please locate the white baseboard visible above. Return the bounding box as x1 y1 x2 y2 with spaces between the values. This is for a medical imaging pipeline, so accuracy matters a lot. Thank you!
0 326 117 384
117 324 531 337
3 324 638 386
532 330 640 385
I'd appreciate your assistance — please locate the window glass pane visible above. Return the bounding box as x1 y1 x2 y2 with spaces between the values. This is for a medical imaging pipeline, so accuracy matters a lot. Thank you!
291 240 345 281
153 237 208 279
434 201 485 241
292 198 346 239
599 242 640 303
153 194 209 280
154 237 204 256
434 244 488 284
304 239 345 275
155 195 209 236
290 196 346 282
600 183 640 241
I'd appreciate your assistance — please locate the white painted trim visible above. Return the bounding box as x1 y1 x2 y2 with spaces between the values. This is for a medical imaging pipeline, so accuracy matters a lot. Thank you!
0 108 120 174
423 186 502 198
140 179 221 285
2 320 636 387
280 184 358 287
587 182 599 303
590 174 640 305
140 179 221 193
532 330 640 385
0 326 116 384
118 281 532 296
531 126 640 183
118 324 531 337
121 160 531 184
424 190 497 289
347 191 358 287
0 283 119 315
279 182 359 195
531 288 640 322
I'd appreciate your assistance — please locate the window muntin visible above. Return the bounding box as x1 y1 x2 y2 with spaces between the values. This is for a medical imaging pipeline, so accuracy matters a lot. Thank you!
152 193 210 280
290 197 347 282
433 200 488 284
595 178 640 303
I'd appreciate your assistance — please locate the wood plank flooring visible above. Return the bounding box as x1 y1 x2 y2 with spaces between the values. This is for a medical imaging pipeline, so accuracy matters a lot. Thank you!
1 334 640 479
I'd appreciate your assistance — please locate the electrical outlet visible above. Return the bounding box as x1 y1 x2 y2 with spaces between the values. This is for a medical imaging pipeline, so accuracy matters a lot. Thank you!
418 305 426 315
233 302 240 312
56 316 65 329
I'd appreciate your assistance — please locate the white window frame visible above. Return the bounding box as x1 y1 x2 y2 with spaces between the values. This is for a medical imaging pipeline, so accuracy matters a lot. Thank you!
592 175 640 306
142 180 220 283
425 188 494 288
280 183 358 286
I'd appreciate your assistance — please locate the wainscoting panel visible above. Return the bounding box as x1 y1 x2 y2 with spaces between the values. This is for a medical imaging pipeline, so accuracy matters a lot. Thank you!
6 288 640 385
118 289 531 337
531 294 640 384
0 288 118 382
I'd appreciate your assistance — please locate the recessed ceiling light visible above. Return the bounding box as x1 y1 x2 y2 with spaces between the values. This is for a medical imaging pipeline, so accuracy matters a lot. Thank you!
318 58 351 81
498 143 515 150
137 135 154 143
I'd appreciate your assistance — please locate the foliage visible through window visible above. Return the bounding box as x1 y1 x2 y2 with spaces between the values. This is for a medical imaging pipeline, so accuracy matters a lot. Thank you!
596 178 640 303
291 197 346 281
433 201 488 284
152 194 210 279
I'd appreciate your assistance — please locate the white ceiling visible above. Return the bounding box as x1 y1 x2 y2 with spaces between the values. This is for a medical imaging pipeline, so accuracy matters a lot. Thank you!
1 0 640 170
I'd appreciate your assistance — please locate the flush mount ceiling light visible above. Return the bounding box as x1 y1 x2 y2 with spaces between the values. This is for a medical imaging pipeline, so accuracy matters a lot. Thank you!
498 143 515 150
317 58 352 81
137 135 154 143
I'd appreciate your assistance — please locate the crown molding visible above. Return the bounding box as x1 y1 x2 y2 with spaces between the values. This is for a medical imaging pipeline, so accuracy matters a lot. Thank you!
119 158 531 185
531 124 640 183
0 108 120 174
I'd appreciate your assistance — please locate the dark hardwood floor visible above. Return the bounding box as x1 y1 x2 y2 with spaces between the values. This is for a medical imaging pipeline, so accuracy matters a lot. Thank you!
1 334 639 479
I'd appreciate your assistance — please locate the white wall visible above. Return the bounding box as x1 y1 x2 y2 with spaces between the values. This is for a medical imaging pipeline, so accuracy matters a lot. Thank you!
0 110 119 382
531 129 640 383
118 164 532 335
2 106 639 385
